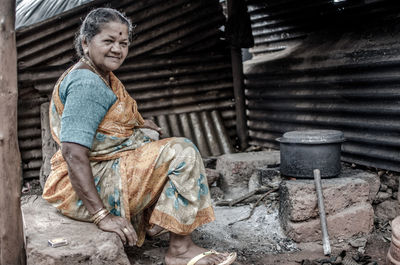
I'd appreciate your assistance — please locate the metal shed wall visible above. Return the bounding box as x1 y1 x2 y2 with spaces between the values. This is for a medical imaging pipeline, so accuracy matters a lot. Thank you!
244 0 400 172
17 0 235 179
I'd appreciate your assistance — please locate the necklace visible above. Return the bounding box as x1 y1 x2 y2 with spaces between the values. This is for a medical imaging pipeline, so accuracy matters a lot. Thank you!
80 57 111 88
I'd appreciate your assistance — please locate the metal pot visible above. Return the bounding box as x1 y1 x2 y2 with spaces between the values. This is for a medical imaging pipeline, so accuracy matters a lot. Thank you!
277 130 345 178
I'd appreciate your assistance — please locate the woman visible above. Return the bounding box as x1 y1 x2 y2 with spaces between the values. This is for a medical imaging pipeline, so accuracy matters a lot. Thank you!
42 7 236 265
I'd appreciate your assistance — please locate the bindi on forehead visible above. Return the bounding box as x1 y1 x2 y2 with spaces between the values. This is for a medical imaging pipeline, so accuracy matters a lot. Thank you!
119 32 122 35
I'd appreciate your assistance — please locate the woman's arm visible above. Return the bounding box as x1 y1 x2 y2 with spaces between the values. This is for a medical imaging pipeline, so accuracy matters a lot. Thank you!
61 142 104 213
61 142 137 246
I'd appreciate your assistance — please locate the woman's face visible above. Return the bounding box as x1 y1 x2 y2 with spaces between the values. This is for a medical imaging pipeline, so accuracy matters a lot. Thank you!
83 21 129 74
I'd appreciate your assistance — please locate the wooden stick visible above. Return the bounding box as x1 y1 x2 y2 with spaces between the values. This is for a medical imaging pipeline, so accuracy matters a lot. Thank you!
313 169 331 256
228 188 278 226
215 187 270 207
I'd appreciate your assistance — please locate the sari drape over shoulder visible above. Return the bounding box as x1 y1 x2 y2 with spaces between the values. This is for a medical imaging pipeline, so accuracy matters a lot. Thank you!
42 66 215 246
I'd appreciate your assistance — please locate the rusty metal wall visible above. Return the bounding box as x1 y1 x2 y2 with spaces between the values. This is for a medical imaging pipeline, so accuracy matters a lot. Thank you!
246 0 400 57
17 0 235 179
245 0 400 172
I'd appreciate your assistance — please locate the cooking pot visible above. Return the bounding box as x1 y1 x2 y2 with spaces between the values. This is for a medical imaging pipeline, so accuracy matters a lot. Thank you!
277 130 345 178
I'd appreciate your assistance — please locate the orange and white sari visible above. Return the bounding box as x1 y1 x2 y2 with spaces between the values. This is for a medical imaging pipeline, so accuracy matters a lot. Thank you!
42 67 215 246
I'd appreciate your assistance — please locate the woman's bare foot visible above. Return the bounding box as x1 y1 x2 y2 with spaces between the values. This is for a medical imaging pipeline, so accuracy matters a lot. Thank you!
165 233 233 265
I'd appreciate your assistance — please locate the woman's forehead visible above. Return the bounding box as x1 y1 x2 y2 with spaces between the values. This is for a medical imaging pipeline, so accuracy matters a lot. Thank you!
99 21 129 38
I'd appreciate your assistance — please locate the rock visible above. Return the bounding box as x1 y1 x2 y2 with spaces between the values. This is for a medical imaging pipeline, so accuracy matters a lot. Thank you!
279 177 370 222
205 168 220 186
210 186 225 201
203 157 217 169
21 196 130 265
216 151 280 196
374 191 392 204
375 199 400 223
380 184 388 192
381 174 399 192
259 167 281 189
349 237 367 248
282 203 374 243
248 172 262 192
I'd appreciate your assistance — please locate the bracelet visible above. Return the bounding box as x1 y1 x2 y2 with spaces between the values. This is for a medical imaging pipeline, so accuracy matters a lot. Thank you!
93 210 110 225
91 207 104 217
91 208 109 223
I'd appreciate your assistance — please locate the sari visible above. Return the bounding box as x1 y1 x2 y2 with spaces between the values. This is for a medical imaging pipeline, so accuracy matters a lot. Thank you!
42 66 215 246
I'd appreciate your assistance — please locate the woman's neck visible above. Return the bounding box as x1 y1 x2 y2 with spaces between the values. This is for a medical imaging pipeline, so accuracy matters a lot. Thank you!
82 57 111 86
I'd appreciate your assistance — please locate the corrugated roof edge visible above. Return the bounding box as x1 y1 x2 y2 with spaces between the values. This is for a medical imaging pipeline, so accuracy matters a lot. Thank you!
16 0 106 35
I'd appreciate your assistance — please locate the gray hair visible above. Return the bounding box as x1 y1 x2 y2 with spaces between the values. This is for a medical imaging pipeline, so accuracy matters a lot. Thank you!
74 7 133 57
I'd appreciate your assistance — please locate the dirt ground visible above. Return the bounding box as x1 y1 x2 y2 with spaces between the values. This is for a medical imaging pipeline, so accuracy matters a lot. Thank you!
124 230 390 265
123 204 391 265
24 169 393 265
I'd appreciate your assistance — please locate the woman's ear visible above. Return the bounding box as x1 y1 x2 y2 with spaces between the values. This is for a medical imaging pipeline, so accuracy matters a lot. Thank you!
81 37 89 55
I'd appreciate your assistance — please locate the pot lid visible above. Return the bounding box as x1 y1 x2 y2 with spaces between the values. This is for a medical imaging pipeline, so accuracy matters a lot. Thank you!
279 130 345 144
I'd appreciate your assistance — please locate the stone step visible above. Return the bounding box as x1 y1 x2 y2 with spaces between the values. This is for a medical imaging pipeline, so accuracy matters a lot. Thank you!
21 196 130 265
216 150 280 196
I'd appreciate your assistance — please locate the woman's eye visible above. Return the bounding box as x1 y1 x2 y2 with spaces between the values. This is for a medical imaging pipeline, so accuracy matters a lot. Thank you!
120 42 128 47
104 40 113 43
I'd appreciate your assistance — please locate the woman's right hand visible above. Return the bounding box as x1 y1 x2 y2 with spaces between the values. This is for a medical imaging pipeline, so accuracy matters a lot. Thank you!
97 214 138 246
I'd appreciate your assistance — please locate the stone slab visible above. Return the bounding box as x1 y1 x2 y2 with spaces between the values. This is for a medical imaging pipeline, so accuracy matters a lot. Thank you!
216 151 280 195
21 196 130 265
280 177 370 222
281 203 374 242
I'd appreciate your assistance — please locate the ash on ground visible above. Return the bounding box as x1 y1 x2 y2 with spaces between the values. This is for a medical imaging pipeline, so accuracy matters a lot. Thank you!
193 204 298 257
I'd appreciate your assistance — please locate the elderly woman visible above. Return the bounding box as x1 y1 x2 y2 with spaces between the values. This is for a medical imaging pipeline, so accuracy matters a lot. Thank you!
42 7 236 265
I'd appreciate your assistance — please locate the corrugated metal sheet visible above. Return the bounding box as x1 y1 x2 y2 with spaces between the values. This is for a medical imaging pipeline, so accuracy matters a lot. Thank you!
245 0 400 172
149 110 235 157
16 0 226 68
17 0 236 179
246 0 400 57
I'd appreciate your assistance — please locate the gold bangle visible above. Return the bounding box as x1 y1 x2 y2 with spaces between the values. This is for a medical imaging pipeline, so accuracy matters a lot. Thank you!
91 208 108 222
92 207 104 216
94 211 110 225
91 208 106 221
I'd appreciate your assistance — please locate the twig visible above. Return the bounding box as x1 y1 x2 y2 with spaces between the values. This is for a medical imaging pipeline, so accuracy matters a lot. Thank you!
228 188 278 226
215 187 270 207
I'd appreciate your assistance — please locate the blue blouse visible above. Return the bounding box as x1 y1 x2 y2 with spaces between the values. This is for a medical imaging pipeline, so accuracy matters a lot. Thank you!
59 69 117 149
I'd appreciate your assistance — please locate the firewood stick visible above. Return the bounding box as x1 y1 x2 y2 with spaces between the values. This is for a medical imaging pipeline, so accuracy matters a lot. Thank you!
313 169 331 256
215 187 270 207
228 188 279 226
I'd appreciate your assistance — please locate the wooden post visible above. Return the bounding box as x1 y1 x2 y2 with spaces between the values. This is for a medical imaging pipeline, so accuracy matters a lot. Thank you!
230 47 248 150
39 102 58 188
226 0 253 151
0 0 26 264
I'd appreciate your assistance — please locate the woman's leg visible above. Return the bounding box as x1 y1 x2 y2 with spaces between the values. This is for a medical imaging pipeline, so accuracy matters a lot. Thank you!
148 137 215 235
165 232 230 265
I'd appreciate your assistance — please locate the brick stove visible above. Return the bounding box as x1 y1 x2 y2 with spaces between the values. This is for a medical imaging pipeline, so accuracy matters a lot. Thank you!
279 166 380 243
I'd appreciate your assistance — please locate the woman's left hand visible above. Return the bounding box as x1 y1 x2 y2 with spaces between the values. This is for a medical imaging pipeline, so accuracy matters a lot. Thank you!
142 119 163 135
97 214 138 246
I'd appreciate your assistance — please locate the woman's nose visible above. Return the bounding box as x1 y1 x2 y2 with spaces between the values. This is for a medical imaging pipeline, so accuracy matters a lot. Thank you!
110 43 121 53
